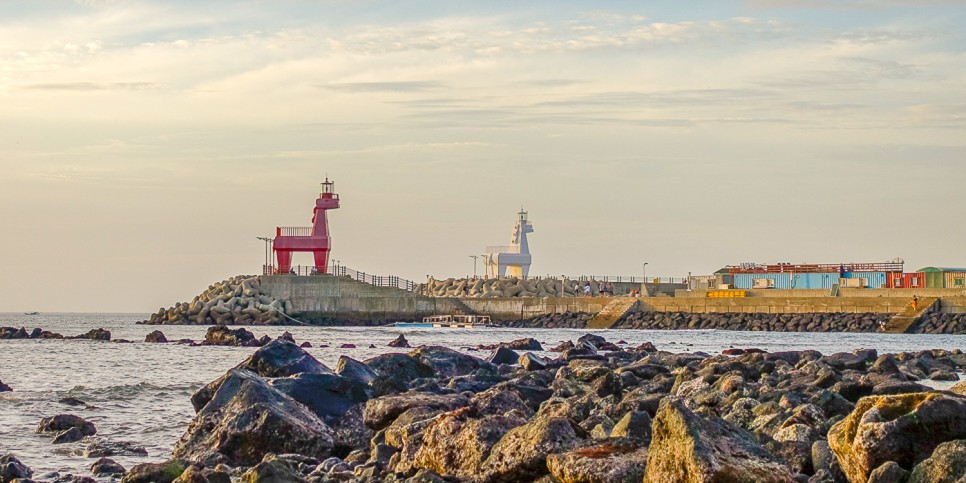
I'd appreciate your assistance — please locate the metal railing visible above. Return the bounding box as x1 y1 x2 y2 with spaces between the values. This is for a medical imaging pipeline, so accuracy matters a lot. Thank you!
263 264 416 291
276 226 313 237
446 274 687 284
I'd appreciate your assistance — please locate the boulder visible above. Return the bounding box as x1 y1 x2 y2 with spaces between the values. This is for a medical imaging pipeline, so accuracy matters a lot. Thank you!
487 347 519 365
547 439 649 483
240 454 306 483
412 406 527 480
37 414 97 437
388 334 411 348
145 330 168 343
203 325 256 346
364 353 435 387
90 457 126 476
363 392 469 430
173 369 334 466
520 353 547 371
0 454 32 482
610 410 652 442
868 461 910 483
73 328 111 341
336 356 379 385
577 334 608 350
83 438 148 457
502 338 543 351
120 460 186 483
191 340 332 411
268 373 369 424
482 415 586 481
53 426 86 444
827 393 966 483
908 439 966 482
0 379 10 392
409 346 493 378
644 397 795 483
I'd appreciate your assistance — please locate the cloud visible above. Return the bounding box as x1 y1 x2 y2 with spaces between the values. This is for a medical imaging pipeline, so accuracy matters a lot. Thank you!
319 81 445 92
18 82 161 91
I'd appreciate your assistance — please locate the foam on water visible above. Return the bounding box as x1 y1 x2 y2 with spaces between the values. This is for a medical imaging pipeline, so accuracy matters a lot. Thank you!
0 312 964 479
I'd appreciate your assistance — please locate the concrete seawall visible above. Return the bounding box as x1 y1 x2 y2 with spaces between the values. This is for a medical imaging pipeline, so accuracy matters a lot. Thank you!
259 274 966 323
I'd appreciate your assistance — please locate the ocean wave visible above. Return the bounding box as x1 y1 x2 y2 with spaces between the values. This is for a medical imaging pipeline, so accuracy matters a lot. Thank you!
67 382 198 400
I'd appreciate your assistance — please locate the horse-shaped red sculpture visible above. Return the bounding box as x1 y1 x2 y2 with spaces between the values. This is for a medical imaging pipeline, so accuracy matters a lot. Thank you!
273 178 340 274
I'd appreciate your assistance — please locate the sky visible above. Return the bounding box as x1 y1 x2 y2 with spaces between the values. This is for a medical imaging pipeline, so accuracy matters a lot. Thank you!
1 0 964 312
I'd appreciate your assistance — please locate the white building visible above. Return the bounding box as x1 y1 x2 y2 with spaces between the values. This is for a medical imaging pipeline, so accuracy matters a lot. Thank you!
483 210 534 278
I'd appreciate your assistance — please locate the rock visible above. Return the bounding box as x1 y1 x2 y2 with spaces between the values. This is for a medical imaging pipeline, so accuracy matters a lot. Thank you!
908 439 966 482
90 458 126 476
363 392 469 430
299 342 312 348
547 439 648 483
173 369 334 466
335 356 379 385
0 379 10 392
868 461 909 483
502 338 543 351
487 347 519 365
58 397 88 407
83 439 148 457
120 460 186 483
1 454 32 482
239 454 306 483
482 415 586 481
828 393 966 483
577 334 608 350
52 426 85 444
145 330 168 343
551 340 576 352
369 343 377 348
191 340 333 411
268 372 369 424
203 325 256 346
412 406 527 480
37 414 96 437
340 343 356 349
388 334 411 348
409 346 493 378
520 353 547 371
644 397 796 483
610 410 652 442
171 465 212 483
633 341 658 352
73 328 111 341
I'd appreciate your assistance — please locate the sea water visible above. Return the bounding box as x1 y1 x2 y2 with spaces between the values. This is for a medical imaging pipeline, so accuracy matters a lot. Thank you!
0 312 964 479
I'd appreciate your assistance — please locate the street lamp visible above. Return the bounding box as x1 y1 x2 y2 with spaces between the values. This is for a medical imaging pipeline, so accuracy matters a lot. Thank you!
257 237 273 273
469 255 479 278
643 262 648 284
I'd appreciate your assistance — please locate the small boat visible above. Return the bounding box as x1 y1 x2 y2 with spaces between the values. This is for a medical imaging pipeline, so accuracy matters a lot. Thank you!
24 312 39 316
394 315 494 328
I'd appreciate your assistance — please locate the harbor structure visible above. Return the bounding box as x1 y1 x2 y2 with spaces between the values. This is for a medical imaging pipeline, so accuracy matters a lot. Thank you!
271 178 340 274
918 267 966 289
483 210 534 278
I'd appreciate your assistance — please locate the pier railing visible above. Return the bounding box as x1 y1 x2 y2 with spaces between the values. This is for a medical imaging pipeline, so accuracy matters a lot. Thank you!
263 264 416 291
449 274 687 284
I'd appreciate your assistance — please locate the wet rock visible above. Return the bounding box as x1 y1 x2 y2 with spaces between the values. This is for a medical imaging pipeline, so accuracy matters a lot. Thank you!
487 347 519 365
52 426 85 444
72 328 111 341
363 392 469 430
551 340 576 352
1 454 32 482
520 352 547 371
191 340 333 411
388 334 410 348
412 406 527 480
173 369 334 466
37 414 96 437
502 338 543 351
868 461 909 483
546 439 648 483
90 458 126 476
120 460 186 483
83 439 148 457
365 353 436 394
203 325 256 347
239 453 306 483
335 356 379 385
268 372 369 424
58 397 89 407
828 393 966 483
482 415 586 481
908 439 966 482
610 410 652 442
644 397 795 483
409 346 493 378
145 330 168 343
0 379 10 392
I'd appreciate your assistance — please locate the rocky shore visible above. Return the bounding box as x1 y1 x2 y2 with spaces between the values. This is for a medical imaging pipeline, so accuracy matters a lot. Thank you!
7 331 966 482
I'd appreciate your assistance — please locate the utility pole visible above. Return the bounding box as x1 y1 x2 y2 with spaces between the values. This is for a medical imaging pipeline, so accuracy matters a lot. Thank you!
643 262 648 283
470 255 479 278
257 237 273 274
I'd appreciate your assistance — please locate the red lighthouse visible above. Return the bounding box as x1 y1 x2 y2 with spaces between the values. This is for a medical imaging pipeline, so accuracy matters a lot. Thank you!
273 178 340 274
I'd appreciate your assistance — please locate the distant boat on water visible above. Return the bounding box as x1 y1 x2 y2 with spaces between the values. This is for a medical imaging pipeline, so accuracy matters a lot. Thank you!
24 312 39 316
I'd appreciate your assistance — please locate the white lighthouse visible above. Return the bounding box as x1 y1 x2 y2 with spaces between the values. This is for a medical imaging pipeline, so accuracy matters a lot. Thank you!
483 210 534 278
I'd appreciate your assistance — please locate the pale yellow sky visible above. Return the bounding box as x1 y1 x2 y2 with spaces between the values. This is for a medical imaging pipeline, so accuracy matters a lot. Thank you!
1 1 964 312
